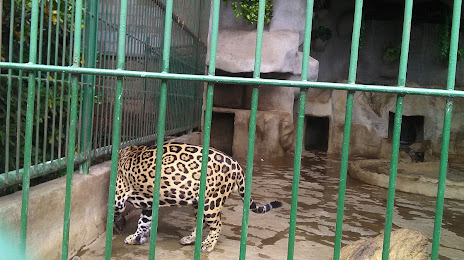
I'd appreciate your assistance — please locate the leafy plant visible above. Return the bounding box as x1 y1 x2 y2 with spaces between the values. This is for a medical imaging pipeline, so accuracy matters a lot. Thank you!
438 20 464 62
223 0 274 25
312 26 332 41
315 0 329 11
359 16 366 48
382 43 401 63
0 0 85 192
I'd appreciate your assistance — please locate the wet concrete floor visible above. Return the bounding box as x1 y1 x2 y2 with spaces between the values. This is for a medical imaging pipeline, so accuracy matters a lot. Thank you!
74 151 464 259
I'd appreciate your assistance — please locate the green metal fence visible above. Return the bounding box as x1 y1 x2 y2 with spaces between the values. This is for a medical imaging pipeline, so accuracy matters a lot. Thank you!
0 0 206 188
0 0 463 259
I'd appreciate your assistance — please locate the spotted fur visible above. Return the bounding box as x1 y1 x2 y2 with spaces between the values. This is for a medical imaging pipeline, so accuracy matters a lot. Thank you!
113 142 282 252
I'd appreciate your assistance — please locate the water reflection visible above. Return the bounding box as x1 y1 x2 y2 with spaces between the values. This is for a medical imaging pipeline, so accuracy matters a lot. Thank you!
247 150 464 260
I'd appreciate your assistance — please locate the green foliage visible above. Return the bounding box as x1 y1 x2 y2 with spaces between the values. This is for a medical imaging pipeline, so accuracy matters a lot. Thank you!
382 43 401 63
1 0 76 64
223 0 274 25
0 0 80 189
314 0 329 11
313 26 332 41
359 16 366 49
0 76 71 175
438 21 463 62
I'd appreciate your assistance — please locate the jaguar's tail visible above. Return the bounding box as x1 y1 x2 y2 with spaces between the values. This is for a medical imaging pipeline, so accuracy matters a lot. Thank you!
236 164 283 214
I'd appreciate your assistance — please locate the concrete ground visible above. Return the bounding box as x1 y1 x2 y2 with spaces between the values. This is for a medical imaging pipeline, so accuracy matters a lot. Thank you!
73 152 464 260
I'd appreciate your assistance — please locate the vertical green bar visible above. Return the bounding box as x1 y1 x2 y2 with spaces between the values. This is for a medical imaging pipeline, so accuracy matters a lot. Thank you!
57 0 69 160
61 0 85 259
16 0 26 181
104 0 129 258
431 0 462 259
50 0 61 163
287 1 314 259
34 0 45 172
147 0 174 259
80 0 100 174
4 0 15 184
238 0 266 258
19 0 41 255
381 1 413 259
193 0 220 258
333 0 364 259
43 0 54 166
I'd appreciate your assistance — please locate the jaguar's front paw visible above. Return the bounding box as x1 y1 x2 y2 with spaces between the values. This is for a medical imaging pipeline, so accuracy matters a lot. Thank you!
180 235 196 245
124 233 149 245
200 242 215 253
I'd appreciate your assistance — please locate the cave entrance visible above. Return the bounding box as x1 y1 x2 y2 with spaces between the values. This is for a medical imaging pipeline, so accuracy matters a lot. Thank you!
305 116 330 152
388 112 424 145
210 112 235 155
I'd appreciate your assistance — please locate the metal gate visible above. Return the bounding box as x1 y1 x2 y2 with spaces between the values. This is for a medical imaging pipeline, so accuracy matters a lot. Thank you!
0 0 463 260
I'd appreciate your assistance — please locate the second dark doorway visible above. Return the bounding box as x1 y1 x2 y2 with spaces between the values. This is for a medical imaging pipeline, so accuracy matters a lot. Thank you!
305 116 330 152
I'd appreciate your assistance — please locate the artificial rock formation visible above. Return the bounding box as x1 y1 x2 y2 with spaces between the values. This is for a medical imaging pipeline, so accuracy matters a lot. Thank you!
206 4 319 158
340 228 428 260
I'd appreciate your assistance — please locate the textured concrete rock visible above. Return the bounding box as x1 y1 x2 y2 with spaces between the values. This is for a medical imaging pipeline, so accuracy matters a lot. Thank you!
348 159 464 200
292 52 320 79
340 228 428 260
0 162 111 260
207 30 300 74
232 110 294 159
378 138 392 159
269 0 307 33
243 86 297 115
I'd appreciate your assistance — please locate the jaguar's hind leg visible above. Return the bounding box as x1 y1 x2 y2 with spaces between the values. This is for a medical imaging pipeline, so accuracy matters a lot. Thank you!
113 178 129 233
201 212 222 252
180 203 201 245
124 209 152 245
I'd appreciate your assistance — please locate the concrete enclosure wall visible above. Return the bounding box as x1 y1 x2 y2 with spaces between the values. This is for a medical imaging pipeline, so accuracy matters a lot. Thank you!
0 133 203 260
0 163 111 260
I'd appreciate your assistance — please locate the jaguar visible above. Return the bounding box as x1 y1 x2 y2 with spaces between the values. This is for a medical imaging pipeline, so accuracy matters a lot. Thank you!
113 142 282 252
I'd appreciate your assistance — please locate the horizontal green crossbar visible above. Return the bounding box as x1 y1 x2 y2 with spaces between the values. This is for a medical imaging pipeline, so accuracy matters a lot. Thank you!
1 63 463 98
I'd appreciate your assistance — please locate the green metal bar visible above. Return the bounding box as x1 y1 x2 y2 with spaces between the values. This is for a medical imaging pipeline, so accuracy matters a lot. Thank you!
51 0 61 164
287 1 314 258
61 0 85 258
57 0 70 160
64 0 76 159
33 0 45 173
104 0 129 258
19 0 41 255
147 0 174 258
79 0 100 174
3 63 464 98
333 0 364 258
16 0 26 182
287 90 307 258
97 0 113 149
193 0 220 258
4 0 15 184
239 0 266 258
122 0 134 144
381 1 413 259
431 0 462 259
43 0 54 167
